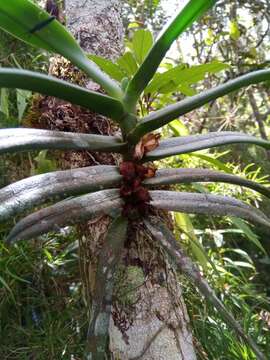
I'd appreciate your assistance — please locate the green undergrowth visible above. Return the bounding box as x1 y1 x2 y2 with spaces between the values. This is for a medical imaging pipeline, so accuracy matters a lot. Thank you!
1 227 270 359
183 245 270 359
0 229 87 359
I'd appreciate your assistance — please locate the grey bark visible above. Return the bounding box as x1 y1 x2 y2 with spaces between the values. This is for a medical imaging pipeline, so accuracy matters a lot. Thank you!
247 89 268 140
65 1 197 359
247 88 270 160
66 0 124 61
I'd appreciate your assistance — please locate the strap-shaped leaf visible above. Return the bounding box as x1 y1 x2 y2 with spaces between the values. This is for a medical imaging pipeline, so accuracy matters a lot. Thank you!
87 215 128 357
89 55 126 82
144 132 270 161
144 168 270 199
144 217 266 360
0 69 124 120
0 0 122 97
0 166 121 222
130 69 270 141
144 60 230 95
0 128 126 154
150 190 270 232
6 189 122 244
124 0 216 109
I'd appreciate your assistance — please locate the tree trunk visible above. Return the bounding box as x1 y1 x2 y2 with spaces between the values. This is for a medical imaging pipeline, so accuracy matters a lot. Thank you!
247 88 270 160
46 1 198 358
247 89 268 140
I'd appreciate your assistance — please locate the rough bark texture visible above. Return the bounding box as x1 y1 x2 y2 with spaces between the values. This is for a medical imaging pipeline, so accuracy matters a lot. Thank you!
109 223 196 360
57 1 196 358
247 88 270 160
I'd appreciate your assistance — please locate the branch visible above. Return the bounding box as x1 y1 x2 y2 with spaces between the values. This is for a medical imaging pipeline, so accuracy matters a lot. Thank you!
247 89 268 141
256 15 270 48
144 218 266 360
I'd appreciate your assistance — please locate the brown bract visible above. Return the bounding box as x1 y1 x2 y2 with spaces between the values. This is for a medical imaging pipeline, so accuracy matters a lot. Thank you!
119 161 156 219
134 133 161 160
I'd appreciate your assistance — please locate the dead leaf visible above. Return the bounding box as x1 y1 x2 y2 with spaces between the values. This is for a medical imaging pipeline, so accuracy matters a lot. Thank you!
133 133 160 160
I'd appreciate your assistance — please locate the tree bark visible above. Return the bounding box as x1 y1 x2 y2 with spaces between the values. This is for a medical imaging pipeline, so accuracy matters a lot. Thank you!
247 89 268 140
54 1 197 358
247 88 270 160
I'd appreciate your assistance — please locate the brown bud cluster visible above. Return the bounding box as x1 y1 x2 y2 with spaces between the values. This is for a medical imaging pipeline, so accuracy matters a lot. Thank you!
119 161 156 219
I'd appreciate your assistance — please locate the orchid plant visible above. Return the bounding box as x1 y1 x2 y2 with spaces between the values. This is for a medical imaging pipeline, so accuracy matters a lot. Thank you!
1 0 270 358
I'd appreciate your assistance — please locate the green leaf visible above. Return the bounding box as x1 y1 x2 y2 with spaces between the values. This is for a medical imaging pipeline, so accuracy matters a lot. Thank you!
0 68 125 120
145 61 229 94
128 22 141 30
6 189 122 244
174 212 208 271
89 54 126 82
188 153 232 173
229 20 241 41
0 0 122 98
225 259 254 269
117 52 138 77
16 88 31 121
0 128 126 155
131 69 270 141
178 84 197 96
205 28 215 46
168 119 189 136
43 248 53 262
33 150 57 174
0 274 15 302
4 268 31 285
229 217 266 255
0 166 121 222
124 0 217 109
0 88 9 118
132 29 154 65
144 132 270 161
